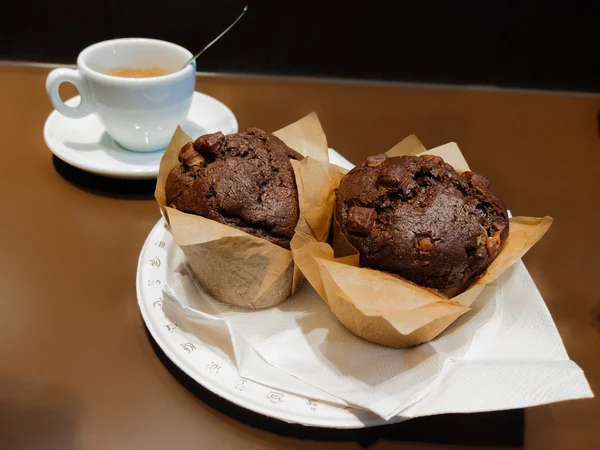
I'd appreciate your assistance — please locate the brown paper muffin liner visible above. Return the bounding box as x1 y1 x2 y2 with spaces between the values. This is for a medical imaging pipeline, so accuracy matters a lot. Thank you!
155 113 342 309
292 135 553 348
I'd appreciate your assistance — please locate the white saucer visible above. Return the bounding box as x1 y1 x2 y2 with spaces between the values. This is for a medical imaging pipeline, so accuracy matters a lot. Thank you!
44 91 239 179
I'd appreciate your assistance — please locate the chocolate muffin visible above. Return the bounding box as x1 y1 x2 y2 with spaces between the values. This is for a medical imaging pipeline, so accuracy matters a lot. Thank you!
335 154 509 292
166 128 303 249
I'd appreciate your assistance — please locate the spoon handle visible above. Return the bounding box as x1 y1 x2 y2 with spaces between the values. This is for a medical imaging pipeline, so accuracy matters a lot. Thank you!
181 5 248 70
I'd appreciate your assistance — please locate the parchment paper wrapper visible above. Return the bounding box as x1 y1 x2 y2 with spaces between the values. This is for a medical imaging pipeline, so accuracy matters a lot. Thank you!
155 113 341 309
293 136 553 347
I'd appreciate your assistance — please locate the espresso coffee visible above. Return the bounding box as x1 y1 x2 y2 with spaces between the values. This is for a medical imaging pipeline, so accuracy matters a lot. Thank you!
108 67 170 78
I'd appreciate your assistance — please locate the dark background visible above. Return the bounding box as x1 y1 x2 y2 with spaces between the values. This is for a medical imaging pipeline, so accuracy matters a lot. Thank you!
2 0 599 92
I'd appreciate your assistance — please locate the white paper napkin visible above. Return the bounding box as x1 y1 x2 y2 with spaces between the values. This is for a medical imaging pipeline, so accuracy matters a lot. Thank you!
399 262 592 417
162 266 349 407
162 248 592 421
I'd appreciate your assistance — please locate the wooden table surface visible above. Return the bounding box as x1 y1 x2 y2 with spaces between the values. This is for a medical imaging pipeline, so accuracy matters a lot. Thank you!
0 64 598 450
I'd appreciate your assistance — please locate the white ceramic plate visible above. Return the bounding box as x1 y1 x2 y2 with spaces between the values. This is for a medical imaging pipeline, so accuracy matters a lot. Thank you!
44 91 238 179
135 150 401 428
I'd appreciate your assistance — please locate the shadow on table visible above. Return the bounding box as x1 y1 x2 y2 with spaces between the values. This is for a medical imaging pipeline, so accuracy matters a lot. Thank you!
592 303 600 332
145 326 524 448
0 376 81 450
52 155 156 199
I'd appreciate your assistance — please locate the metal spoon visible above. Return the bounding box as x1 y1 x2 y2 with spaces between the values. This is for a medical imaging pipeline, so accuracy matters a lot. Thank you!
180 5 248 71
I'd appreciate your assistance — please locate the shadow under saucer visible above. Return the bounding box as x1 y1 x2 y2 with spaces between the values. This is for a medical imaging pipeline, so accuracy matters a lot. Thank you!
52 155 156 199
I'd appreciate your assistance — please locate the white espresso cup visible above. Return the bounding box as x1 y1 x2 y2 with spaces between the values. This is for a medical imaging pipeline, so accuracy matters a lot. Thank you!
46 38 196 152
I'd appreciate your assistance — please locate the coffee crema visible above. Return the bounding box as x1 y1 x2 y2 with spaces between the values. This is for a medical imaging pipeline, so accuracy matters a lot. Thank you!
108 67 171 78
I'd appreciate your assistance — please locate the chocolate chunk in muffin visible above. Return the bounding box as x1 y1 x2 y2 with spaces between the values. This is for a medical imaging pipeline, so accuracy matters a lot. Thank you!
335 154 509 291
165 128 304 249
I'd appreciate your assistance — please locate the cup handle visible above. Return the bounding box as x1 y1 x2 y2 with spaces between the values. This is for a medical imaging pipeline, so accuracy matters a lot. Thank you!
46 68 95 119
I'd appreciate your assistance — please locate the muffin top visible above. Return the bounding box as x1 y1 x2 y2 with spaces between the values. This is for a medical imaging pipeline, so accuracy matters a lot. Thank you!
335 154 509 291
165 127 303 249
